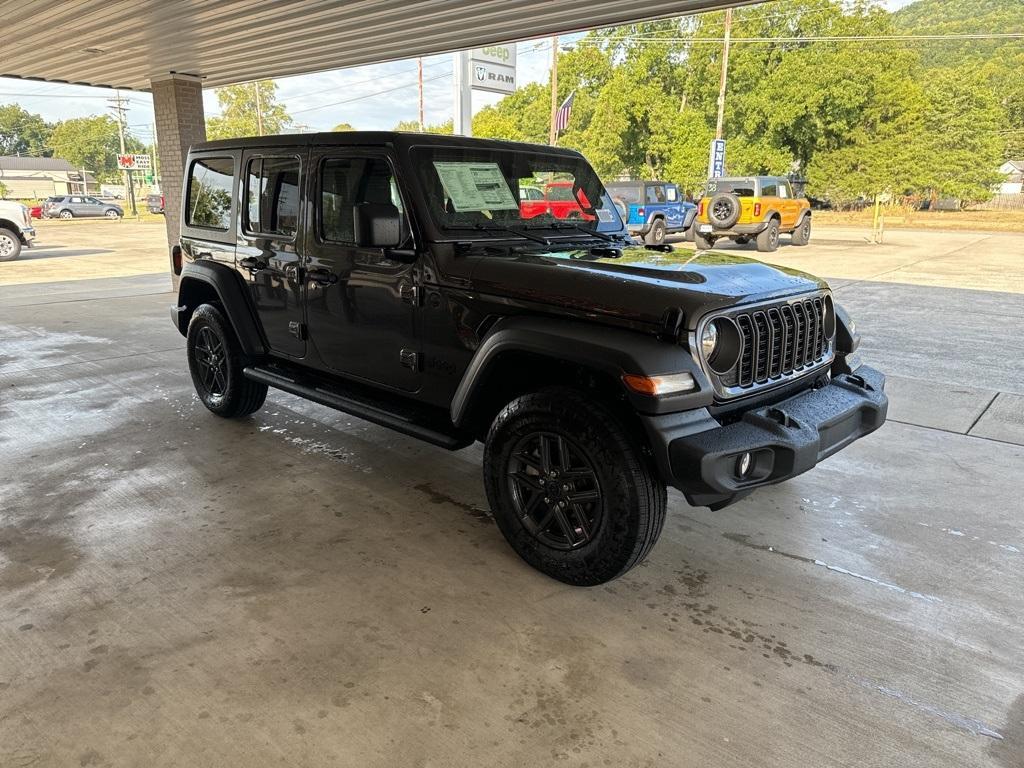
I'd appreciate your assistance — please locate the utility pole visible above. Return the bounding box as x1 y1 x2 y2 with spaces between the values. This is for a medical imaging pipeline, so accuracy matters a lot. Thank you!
715 8 733 140
452 51 472 136
107 91 137 216
151 121 159 191
418 58 425 132
253 81 265 136
548 36 559 145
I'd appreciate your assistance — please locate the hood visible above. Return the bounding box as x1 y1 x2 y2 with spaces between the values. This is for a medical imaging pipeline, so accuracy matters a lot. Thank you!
467 245 828 329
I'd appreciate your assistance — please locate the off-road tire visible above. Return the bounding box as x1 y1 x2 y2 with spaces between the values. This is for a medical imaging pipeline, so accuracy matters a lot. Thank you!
186 303 267 418
0 227 21 262
58 209 73 219
708 192 741 229
483 388 667 586
791 216 811 246
756 218 780 252
644 219 667 246
682 219 697 242
694 231 717 250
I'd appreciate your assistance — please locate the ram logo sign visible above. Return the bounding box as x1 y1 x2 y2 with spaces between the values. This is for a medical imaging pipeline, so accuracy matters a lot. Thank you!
471 45 516 95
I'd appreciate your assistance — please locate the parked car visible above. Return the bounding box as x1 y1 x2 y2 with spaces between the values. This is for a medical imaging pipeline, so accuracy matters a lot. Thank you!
0 200 36 261
28 203 43 219
519 180 594 221
605 180 697 245
147 193 165 214
170 132 886 586
42 195 123 219
695 176 811 252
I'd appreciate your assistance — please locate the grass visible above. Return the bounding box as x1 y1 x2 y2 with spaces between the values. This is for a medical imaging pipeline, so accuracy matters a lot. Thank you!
815 206 1024 233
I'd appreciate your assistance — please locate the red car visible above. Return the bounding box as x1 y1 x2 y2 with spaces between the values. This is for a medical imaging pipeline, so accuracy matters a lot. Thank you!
519 181 595 221
28 204 42 219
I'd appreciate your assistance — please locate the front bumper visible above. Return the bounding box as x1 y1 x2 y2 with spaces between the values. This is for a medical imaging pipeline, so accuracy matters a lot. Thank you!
21 225 36 244
642 366 887 509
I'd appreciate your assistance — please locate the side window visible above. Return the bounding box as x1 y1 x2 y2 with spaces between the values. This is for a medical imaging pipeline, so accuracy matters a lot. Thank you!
70 196 83 204
320 157 405 244
646 185 667 204
244 156 300 237
187 156 234 230
778 182 791 199
760 181 779 197
665 186 679 202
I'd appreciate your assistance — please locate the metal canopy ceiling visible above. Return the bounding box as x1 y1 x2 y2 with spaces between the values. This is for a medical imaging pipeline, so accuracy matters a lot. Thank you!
3 0 757 91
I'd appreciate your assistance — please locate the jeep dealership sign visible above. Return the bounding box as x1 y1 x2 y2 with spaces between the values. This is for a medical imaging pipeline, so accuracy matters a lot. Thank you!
470 45 516 94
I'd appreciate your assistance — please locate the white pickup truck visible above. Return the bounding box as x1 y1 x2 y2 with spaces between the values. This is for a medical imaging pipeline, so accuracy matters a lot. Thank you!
0 200 35 261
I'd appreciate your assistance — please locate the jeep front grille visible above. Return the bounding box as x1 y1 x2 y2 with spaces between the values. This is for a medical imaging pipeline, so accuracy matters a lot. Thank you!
697 293 834 399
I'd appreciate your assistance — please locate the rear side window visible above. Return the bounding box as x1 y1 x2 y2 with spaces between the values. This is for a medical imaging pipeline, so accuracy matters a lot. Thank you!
646 185 667 204
760 181 779 197
320 157 404 244
606 184 642 204
244 156 300 237
187 156 234 230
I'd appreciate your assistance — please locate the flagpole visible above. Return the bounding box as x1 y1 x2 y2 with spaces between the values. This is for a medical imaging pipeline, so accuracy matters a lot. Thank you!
548 35 559 146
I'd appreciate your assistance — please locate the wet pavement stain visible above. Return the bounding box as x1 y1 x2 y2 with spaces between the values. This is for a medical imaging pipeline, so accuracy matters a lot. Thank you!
414 483 493 524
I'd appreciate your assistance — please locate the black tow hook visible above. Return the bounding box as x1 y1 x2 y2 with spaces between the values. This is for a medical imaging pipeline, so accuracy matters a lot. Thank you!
766 407 801 430
845 373 873 391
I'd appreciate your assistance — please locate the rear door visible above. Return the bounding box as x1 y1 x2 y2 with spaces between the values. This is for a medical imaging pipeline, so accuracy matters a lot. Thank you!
303 149 420 392
237 152 306 359
68 196 89 216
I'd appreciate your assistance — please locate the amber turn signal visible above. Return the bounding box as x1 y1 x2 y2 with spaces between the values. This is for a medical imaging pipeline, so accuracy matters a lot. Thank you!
622 372 697 396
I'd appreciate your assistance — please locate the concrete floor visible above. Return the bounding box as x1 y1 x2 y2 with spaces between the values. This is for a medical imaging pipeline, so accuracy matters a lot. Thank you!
1 223 1022 767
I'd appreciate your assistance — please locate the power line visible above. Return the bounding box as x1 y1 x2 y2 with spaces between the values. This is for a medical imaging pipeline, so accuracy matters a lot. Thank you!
576 32 1024 44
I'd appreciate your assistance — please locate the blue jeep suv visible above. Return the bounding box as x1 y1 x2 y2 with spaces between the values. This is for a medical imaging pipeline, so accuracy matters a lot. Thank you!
606 180 696 246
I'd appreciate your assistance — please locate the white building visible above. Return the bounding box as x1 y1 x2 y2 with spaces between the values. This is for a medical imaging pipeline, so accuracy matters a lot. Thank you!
0 156 98 199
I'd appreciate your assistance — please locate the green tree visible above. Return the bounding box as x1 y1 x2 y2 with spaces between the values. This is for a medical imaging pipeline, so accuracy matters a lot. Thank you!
46 115 142 182
392 118 453 134
0 180 9 198
0 104 51 157
332 122 355 131
206 80 292 140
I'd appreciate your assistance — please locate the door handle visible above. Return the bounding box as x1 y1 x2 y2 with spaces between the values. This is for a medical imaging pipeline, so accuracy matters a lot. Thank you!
307 267 338 286
239 256 265 271
399 283 420 305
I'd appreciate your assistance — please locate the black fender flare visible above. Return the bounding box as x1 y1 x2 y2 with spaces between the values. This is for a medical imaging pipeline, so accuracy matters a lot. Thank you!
173 260 266 356
794 209 812 227
450 315 713 426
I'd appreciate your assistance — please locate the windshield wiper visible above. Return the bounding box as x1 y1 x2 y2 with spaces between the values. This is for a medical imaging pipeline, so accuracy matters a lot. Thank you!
539 222 618 243
473 223 551 245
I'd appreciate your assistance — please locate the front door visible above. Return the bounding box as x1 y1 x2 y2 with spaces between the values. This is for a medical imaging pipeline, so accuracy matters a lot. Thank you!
303 150 419 392
237 152 306 358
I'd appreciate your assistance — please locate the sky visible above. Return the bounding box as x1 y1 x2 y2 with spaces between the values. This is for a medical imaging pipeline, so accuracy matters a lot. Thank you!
0 0 917 148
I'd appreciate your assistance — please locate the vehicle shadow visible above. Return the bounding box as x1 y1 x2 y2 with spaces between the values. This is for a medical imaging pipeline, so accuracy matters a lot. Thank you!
12 248 114 261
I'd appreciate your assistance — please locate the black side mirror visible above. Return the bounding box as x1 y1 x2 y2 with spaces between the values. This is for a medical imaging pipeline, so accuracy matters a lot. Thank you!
354 202 401 248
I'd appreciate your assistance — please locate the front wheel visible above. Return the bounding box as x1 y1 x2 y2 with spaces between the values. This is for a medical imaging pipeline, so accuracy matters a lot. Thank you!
644 219 667 246
791 216 811 246
0 228 22 262
483 389 667 586
186 304 268 418
104 209 121 219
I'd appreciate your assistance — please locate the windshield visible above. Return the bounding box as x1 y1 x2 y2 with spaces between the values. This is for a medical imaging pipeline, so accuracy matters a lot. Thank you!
706 179 756 197
412 146 623 236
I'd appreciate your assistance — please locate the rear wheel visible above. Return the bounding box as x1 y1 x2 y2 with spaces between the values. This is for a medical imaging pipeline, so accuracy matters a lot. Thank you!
483 388 667 586
0 228 21 262
58 209 73 219
756 219 780 252
694 231 718 250
644 219 667 246
186 304 267 418
791 216 811 246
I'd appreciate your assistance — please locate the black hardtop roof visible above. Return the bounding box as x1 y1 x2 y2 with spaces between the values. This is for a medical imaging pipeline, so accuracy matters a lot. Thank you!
605 180 677 186
191 130 587 159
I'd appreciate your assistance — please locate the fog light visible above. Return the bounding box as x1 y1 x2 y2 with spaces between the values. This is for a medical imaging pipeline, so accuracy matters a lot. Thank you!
736 452 752 478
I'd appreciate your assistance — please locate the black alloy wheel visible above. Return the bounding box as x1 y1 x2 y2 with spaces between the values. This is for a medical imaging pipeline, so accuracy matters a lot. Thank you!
193 325 228 398
507 431 603 550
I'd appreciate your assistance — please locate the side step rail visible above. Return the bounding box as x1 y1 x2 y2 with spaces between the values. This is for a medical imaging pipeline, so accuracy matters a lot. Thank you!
243 366 472 450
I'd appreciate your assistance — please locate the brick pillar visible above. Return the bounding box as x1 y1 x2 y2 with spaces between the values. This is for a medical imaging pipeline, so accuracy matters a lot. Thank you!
151 74 206 289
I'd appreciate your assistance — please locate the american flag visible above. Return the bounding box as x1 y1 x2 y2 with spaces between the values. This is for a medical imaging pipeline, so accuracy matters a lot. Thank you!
554 91 575 136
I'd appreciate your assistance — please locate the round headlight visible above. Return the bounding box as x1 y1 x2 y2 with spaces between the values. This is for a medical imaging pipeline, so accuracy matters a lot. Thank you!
701 322 719 359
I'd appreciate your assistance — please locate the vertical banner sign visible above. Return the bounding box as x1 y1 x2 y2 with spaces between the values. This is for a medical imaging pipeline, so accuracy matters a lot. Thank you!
708 139 726 178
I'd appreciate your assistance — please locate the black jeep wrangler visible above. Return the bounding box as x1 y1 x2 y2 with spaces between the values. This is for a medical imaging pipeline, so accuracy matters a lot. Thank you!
171 132 886 586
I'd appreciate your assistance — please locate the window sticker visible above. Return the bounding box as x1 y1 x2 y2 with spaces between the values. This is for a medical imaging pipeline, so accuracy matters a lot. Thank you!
432 161 519 212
